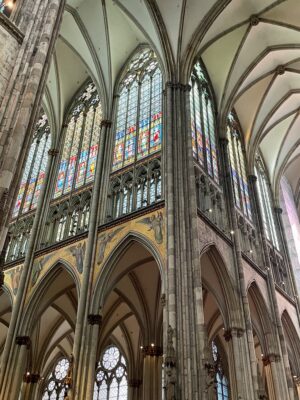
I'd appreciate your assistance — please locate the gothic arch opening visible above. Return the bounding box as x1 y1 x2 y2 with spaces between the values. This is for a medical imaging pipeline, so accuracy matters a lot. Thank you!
21 263 79 400
247 283 273 399
201 247 233 399
91 237 163 400
0 287 12 364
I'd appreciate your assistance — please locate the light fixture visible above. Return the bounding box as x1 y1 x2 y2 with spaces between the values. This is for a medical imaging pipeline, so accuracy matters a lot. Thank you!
151 343 155 347
140 346 143 350
230 230 235 235
205 208 213 213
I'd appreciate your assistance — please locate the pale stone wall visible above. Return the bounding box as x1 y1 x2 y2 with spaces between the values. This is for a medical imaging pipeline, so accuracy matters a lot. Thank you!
0 24 20 108
280 176 300 296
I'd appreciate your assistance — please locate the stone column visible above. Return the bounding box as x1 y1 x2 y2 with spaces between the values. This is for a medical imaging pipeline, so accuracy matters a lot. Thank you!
249 175 295 399
0 146 59 398
22 372 40 400
219 138 257 399
83 314 102 400
72 120 111 400
142 346 163 400
164 81 205 399
128 379 143 400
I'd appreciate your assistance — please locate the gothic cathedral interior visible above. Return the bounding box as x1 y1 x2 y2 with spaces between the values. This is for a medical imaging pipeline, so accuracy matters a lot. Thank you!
1 0 300 399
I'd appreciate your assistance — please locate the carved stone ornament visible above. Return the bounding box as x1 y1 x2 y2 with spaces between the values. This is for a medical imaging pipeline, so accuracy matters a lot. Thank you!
142 345 163 357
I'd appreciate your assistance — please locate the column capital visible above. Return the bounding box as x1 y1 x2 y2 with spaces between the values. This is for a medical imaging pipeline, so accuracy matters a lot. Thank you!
128 378 142 388
23 372 40 383
142 345 163 357
48 148 59 156
274 207 283 215
100 120 112 128
16 336 31 349
165 82 191 91
224 327 244 341
87 314 102 326
262 353 281 366
248 174 257 183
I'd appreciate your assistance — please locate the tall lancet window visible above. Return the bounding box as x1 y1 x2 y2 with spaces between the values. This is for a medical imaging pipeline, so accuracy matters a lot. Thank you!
255 155 280 249
190 61 219 182
227 112 252 220
42 358 70 400
112 48 162 171
212 340 229 400
54 82 103 199
12 113 51 218
93 346 128 400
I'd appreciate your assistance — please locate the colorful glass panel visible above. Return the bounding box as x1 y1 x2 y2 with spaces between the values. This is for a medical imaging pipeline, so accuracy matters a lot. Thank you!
53 82 102 198
0 0 14 17
227 113 252 220
190 61 218 181
12 114 51 217
112 48 162 171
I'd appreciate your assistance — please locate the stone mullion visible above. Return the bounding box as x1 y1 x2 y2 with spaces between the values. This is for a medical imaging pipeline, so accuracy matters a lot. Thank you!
219 138 257 399
249 175 295 399
0 144 59 399
0 0 66 252
72 120 111 400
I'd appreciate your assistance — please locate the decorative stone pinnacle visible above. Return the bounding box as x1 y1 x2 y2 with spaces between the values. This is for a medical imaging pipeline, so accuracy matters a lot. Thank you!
87 314 102 326
16 336 31 349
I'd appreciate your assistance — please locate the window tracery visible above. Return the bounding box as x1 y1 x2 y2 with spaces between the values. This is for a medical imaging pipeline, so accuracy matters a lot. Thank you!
12 113 51 218
190 61 219 183
212 341 229 400
227 112 252 220
42 358 70 400
255 155 280 250
93 346 128 400
112 48 162 171
54 82 102 198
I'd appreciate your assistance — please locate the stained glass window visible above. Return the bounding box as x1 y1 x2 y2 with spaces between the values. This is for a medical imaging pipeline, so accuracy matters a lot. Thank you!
255 155 280 249
54 82 102 199
212 341 229 400
42 358 70 400
12 113 51 218
227 112 252 220
0 0 15 17
112 48 162 171
190 61 219 182
94 346 128 400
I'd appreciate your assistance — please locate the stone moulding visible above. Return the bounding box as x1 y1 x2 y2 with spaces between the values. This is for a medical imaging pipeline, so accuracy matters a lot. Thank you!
0 12 24 44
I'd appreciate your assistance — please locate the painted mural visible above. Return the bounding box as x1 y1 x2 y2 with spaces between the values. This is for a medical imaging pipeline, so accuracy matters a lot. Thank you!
3 208 165 300
94 209 166 282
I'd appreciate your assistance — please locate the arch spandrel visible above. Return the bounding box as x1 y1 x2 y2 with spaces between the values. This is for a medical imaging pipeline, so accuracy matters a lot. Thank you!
3 264 23 300
93 208 166 289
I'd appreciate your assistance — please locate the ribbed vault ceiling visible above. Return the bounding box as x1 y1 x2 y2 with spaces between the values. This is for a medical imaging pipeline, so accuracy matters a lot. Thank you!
44 0 300 207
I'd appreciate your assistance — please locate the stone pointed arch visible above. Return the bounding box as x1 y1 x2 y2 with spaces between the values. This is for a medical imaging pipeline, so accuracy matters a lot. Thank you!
21 259 80 335
200 243 240 330
282 309 300 376
91 231 165 314
247 281 274 354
